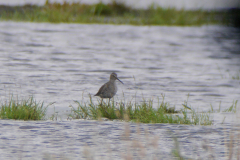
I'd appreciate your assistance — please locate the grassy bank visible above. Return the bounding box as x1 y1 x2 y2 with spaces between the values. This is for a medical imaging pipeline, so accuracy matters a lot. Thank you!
69 95 213 125
0 0 232 26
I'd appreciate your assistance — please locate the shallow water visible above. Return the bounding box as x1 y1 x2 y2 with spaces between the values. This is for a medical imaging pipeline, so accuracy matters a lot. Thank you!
0 119 239 160
0 22 239 119
0 22 240 159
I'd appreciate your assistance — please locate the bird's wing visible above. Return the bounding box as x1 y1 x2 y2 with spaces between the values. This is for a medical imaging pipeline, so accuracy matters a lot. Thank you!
95 82 109 96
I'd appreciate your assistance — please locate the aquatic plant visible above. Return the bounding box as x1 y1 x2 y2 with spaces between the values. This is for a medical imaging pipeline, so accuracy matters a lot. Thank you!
0 96 47 120
223 100 238 113
69 95 213 125
231 72 240 80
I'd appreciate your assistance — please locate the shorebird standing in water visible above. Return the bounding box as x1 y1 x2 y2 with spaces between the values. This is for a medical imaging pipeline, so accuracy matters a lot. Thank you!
95 72 124 104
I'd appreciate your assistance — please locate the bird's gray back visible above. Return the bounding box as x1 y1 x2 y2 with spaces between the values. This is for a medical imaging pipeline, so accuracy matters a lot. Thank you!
95 81 117 98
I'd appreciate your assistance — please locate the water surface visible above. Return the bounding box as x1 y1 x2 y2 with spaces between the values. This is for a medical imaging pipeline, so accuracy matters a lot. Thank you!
0 22 240 159
0 22 239 119
0 119 238 159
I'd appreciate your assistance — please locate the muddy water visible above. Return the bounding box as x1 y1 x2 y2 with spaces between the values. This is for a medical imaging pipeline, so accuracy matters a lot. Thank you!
0 22 239 159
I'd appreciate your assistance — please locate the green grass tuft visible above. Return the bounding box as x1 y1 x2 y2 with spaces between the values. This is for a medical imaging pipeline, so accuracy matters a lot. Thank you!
223 100 238 113
0 96 47 120
69 95 212 125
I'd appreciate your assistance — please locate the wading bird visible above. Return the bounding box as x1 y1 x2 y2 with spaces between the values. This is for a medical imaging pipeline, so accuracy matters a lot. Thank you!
95 72 124 104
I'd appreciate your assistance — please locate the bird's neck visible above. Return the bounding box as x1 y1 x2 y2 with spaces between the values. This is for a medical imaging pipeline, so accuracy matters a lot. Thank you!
110 79 116 83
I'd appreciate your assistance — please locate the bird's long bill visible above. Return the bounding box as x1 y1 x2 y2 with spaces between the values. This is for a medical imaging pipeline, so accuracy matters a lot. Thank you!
116 77 124 84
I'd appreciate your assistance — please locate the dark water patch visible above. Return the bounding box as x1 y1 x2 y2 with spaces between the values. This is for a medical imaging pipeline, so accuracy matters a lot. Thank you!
42 141 50 143
19 126 40 129
77 136 92 141
49 122 64 126
76 121 98 125
149 123 169 128
9 57 30 62
208 55 232 59
122 66 141 69
89 70 121 73
28 74 51 78
0 32 13 36
86 142 95 146
178 88 212 92
63 126 71 129
47 92 57 94
19 50 34 54
1 122 18 126
35 29 65 33
202 93 225 97
4 61 38 68
0 82 15 84
168 42 182 46
65 69 81 73
50 57 67 62
46 87 63 91
51 51 67 55
147 67 164 70
216 83 234 87
64 136 71 139
78 47 91 50
0 137 9 140
161 77 174 80
183 84 210 87
17 63 39 68
30 130 38 132
11 150 18 154
98 130 109 136
39 131 50 135
25 43 52 47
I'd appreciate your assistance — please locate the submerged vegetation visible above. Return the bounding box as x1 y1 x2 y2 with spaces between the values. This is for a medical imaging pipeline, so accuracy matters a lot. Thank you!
0 96 47 120
69 95 213 125
0 0 234 26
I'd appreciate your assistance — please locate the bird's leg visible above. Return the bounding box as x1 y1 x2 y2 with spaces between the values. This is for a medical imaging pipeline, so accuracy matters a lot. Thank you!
108 98 110 106
100 99 103 106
